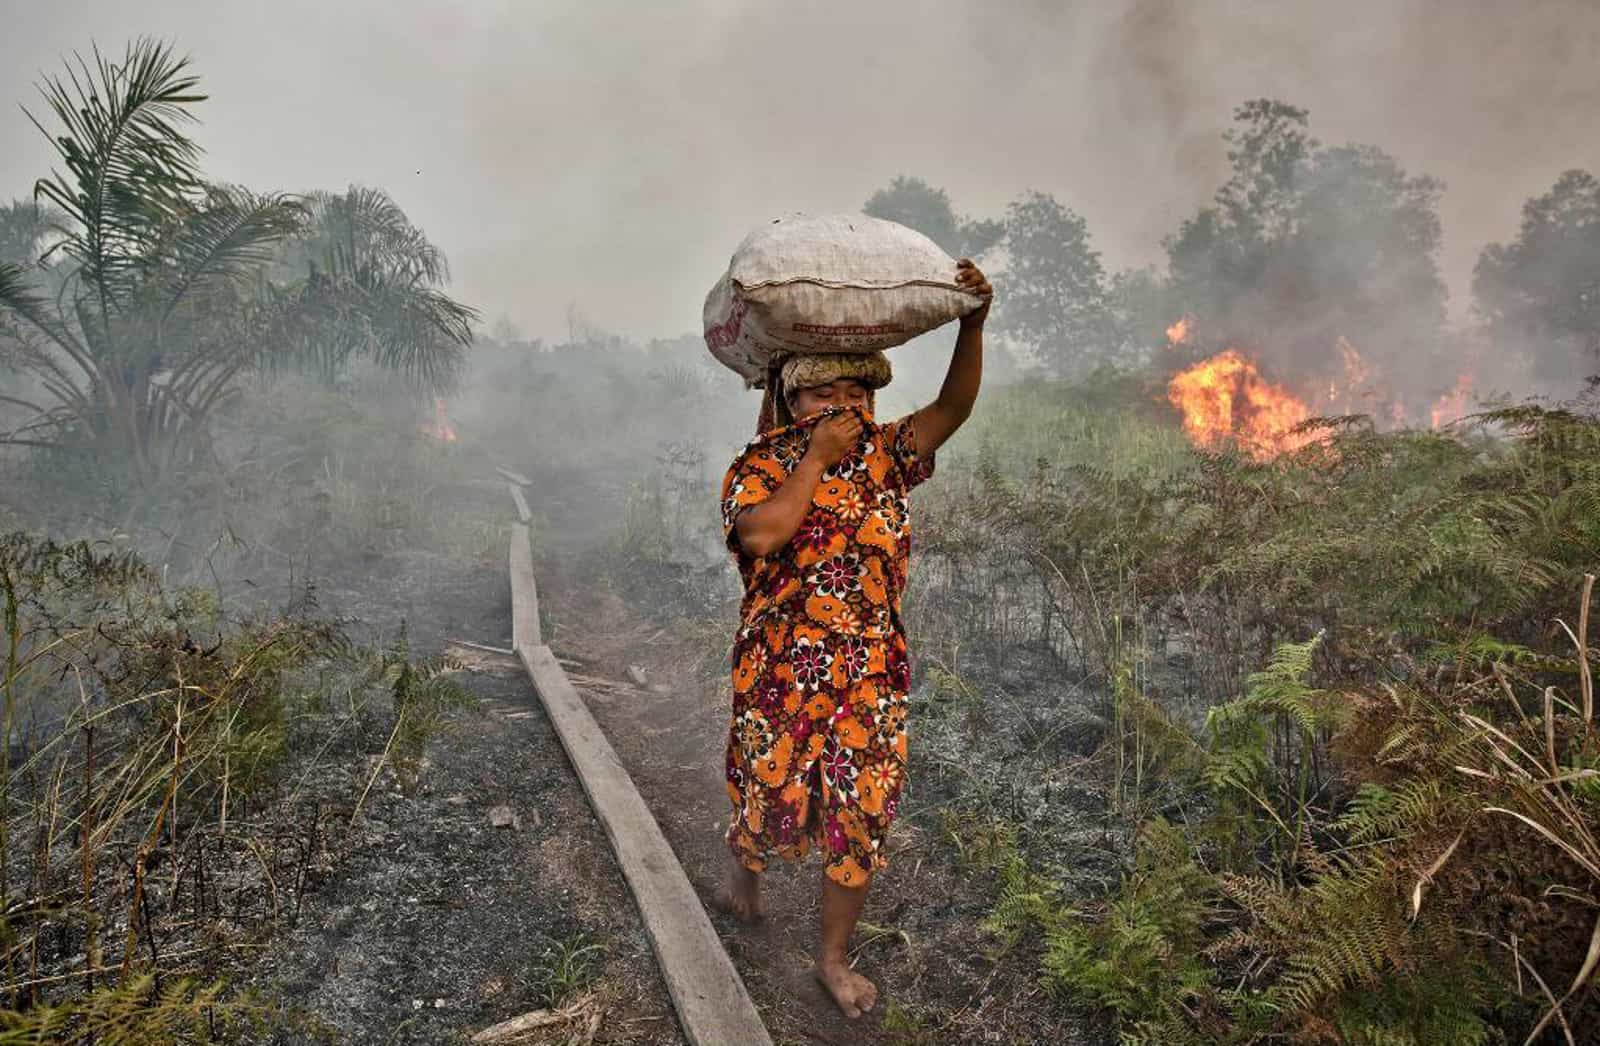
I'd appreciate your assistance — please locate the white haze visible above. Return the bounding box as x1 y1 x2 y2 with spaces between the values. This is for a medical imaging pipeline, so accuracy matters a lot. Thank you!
3 0 1598 350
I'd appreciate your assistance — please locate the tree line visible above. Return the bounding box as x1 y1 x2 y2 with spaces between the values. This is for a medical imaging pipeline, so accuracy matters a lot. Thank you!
866 100 1600 396
0 39 475 485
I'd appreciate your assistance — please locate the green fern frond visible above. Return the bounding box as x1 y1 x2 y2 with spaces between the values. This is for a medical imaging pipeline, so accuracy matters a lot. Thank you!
0 974 291 1045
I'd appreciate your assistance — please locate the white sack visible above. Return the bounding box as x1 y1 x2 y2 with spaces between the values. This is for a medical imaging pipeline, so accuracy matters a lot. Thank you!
704 213 986 388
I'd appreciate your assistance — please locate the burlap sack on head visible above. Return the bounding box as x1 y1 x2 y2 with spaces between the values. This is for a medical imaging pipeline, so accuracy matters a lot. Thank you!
706 213 987 389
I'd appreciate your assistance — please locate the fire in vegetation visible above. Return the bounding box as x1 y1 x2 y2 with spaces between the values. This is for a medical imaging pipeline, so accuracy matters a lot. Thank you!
1430 371 1475 429
1162 319 1478 459
421 397 459 442
1327 337 1369 408
1166 349 1315 460
1165 315 1193 347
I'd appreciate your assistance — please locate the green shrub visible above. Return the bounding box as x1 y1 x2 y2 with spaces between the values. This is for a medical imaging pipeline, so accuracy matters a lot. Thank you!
917 379 1600 1043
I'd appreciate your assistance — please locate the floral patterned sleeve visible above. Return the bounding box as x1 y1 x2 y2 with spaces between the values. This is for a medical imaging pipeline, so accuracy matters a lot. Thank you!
882 411 936 491
720 443 784 555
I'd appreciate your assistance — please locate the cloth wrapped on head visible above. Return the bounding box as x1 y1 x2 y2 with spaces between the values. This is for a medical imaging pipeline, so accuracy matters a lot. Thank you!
756 351 893 435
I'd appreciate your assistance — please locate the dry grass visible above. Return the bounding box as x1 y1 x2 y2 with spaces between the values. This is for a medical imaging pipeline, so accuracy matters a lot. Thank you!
0 533 466 1041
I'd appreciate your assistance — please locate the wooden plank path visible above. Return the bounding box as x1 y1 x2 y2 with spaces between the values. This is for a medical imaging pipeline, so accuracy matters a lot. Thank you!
503 485 773 1046
496 464 533 487
507 482 532 524
509 522 541 649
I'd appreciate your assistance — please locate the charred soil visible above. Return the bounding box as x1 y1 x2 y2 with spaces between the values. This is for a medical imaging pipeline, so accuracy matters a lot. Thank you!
241 497 682 1045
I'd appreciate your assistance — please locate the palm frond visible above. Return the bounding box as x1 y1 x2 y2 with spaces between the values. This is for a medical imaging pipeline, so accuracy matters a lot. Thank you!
152 185 307 320
25 37 205 314
270 185 476 391
304 185 449 284
0 261 90 365
0 261 51 320
359 277 475 389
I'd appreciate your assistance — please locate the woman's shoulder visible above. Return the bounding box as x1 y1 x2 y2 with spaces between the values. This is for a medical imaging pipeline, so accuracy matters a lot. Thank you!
868 411 915 454
727 428 805 480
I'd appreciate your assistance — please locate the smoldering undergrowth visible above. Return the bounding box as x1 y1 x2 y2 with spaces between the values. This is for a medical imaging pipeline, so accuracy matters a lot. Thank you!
0 532 467 1042
907 386 1600 1044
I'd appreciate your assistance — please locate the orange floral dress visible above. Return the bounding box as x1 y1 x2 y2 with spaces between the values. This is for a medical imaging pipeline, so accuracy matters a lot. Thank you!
720 403 935 886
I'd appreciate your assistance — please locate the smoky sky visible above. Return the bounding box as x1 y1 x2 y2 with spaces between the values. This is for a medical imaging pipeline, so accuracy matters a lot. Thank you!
3 1 1598 344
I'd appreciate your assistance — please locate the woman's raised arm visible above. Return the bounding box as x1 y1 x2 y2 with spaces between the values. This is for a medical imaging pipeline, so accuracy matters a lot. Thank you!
911 259 991 458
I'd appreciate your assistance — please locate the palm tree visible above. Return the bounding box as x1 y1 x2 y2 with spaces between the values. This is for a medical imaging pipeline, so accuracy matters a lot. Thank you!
0 38 476 482
0 199 66 266
271 185 476 391
0 199 67 400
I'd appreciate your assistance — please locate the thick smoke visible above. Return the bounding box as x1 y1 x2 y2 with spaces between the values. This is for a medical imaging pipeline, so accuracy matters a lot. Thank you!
3 1 1597 348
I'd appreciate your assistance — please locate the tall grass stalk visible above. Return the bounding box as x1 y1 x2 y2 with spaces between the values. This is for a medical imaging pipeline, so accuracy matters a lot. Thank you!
1430 574 1599 1045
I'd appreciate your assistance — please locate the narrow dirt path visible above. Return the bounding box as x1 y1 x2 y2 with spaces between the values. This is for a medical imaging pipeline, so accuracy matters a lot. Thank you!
536 579 897 1046
248 460 1102 1043
525 463 1105 1045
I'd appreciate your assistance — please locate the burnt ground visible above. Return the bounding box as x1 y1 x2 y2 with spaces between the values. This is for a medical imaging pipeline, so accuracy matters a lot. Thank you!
237 480 683 1046
243 458 1113 1045
243 649 681 1045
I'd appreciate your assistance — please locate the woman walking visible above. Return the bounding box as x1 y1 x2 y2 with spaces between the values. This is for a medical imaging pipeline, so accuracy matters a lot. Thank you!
718 259 992 1018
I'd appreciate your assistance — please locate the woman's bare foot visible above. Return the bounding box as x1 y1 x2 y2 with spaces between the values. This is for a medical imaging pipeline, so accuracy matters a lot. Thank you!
814 954 877 1018
815 868 876 1016
718 860 764 923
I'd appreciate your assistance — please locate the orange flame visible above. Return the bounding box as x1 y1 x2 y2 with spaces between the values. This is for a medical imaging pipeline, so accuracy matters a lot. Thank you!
421 397 458 442
1160 317 1479 449
1318 337 1376 413
1429 373 1474 429
1337 338 1368 397
1167 349 1313 460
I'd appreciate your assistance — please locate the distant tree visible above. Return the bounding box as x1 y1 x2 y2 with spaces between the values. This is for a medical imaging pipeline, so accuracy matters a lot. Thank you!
270 185 476 389
0 200 67 381
1164 100 1447 396
1214 100 1319 248
0 40 475 481
1474 169 1600 383
490 315 525 345
1107 265 1174 361
997 190 1116 375
0 199 65 266
1166 101 1318 328
862 176 1002 259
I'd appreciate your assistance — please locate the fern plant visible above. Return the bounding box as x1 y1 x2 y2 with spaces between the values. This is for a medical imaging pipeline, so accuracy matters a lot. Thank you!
1032 821 1222 1045
1203 634 1347 865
